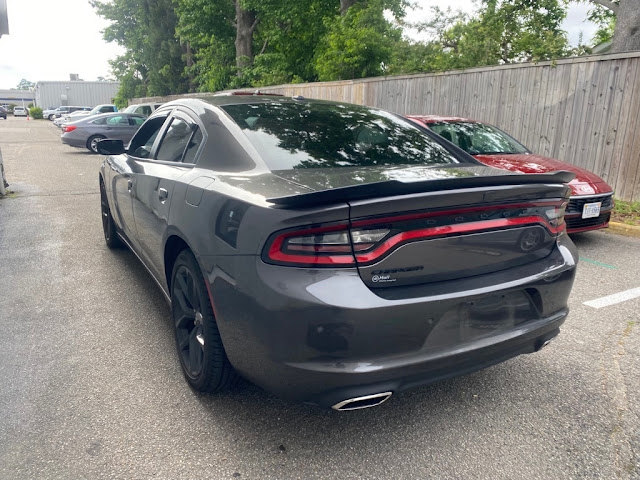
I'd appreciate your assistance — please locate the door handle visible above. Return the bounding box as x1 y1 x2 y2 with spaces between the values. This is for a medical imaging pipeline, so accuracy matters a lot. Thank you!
158 188 168 202
127 179 133 192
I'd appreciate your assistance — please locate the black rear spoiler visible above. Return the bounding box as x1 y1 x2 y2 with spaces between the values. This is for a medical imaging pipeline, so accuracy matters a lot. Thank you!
267 171 575 208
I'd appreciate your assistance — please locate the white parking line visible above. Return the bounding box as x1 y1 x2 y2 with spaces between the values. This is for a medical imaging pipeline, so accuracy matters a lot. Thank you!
583 287 640 309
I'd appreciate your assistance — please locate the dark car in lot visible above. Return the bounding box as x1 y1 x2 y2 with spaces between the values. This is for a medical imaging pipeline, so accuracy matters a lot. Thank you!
61 112 146 153
407 116 614 233
98 96 578 410
0 106 6 119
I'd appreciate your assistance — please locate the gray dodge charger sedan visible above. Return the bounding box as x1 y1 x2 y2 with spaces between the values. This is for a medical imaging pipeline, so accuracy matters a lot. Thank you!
98 95 578 410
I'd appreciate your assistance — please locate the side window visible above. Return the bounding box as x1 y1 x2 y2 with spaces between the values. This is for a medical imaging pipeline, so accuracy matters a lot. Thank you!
106 115 128 126
129 116 145 126
90 117 107 125
182 128 203 164
128 115 169 159
155 117 197 163
141 106 151 116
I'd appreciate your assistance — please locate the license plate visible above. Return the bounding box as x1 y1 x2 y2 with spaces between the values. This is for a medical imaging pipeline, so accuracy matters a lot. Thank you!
582 202 601 219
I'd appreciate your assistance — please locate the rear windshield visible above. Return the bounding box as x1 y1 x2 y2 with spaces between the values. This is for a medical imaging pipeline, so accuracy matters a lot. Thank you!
429 122 529 155
221 102 461 170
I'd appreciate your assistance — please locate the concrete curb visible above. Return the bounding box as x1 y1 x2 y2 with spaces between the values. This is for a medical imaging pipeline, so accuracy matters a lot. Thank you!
607 221 640 238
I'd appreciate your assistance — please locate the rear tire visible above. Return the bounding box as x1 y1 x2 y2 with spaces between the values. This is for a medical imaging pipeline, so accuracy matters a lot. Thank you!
100 180 123 249
171 250 237 393
87 135 106 154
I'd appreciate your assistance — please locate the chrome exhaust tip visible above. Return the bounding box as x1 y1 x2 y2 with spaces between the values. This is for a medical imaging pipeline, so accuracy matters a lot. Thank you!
537 339 552 351
332 392 393 411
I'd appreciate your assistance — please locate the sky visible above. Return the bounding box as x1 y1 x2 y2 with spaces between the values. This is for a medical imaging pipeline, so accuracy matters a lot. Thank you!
0 0 599 91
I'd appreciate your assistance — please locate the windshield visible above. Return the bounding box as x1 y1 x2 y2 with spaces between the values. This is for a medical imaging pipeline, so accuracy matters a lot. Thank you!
429 122 529 155
221 102 461 170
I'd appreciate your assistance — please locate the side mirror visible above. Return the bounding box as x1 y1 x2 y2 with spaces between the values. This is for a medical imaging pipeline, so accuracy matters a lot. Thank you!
97 139 126 155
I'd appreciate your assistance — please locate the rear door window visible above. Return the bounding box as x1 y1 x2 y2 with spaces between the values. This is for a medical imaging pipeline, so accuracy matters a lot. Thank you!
155 116 202 163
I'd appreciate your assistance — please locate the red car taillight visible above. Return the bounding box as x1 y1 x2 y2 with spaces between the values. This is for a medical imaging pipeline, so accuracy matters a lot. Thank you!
63 125 77 133
266 224 390 266
264 201 567 267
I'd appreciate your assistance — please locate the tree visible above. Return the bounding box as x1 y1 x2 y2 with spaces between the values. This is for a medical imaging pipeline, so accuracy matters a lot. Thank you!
175 0 238 91
16 78 34 90
412 0 570 72
586 0 640 52
91 0 190 100
314 0 403 81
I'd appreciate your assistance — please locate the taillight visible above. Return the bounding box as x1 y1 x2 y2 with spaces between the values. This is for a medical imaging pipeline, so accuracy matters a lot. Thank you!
266 224 356 266
264 201 567 267
63 125 76 133
265 223 392 267
545 201 567 230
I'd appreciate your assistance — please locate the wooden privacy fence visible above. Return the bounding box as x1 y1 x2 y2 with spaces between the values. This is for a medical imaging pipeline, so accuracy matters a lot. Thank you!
135 51 640 202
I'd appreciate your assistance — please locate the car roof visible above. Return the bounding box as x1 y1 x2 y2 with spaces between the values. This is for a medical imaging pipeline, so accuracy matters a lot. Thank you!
74 112 144 122
158 95 384 114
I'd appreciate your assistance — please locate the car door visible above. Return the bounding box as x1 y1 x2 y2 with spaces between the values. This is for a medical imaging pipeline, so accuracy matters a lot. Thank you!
130 110 204 281
103 114 137 143
111 113 171 250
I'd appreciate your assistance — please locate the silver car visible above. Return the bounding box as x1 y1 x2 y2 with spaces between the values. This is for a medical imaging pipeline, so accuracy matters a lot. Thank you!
61 112 146 153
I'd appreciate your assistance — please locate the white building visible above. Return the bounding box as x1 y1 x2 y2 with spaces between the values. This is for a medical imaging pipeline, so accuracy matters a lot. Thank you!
35 81 120 109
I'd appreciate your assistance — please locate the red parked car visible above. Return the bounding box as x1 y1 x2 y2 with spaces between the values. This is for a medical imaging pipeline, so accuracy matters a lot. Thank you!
407 116 614 233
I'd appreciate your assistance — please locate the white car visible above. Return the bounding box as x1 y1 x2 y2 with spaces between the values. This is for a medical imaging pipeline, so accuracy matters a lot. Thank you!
56 109 92 127
122 102 162 117
13 106 28 117
57 104 117 127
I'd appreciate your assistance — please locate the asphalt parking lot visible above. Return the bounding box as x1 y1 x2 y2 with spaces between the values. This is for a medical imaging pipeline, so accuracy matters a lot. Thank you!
1 116 639 479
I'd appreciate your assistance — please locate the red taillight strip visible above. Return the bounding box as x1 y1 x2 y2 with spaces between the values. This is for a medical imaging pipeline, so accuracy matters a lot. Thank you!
354 216 564 264
350 201 563 228
267 223 355 265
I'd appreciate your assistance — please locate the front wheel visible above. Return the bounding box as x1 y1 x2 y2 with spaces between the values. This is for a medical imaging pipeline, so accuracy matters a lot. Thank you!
171 250 237 393
87 135 106 154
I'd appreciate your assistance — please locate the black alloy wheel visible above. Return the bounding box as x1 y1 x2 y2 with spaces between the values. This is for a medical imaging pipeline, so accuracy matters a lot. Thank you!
171 250 236 392
100 181 123 249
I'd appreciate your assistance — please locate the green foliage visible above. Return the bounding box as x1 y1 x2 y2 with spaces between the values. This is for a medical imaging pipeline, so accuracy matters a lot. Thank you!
175 0 236 92
29 107 43 119
412 0 571 73
16 78 34 90
585 2 617 46
314 0 402 81
91 0 190 101
613 199 640 226
94 0 582 99
242 0 338 84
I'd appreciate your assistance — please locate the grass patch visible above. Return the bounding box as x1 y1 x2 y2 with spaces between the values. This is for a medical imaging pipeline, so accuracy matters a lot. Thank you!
611 199 640 226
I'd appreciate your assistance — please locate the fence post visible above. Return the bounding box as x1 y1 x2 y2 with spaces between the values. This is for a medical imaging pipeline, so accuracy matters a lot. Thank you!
0 147 7 196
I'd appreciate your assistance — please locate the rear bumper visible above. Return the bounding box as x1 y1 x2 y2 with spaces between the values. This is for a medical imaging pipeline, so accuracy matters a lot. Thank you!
61 135 86 148
203 235 577 407
287 312 565 408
